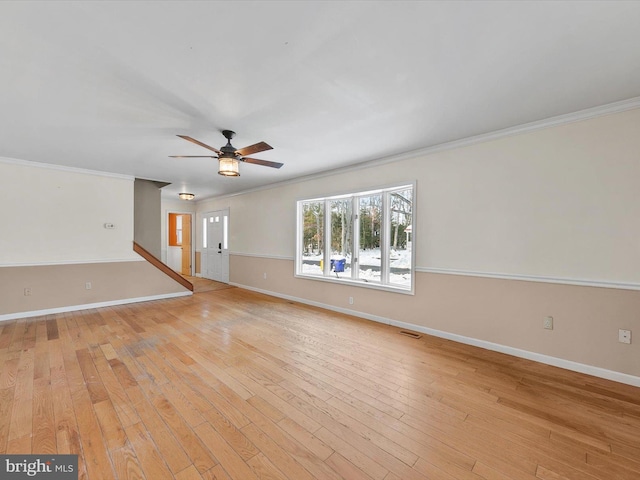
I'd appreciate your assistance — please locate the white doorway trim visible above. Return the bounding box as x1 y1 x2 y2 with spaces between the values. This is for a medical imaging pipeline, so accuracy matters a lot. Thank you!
201 208 230 283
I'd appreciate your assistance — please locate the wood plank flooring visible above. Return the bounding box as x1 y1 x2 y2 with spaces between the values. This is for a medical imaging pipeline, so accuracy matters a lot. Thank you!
1 284 639 479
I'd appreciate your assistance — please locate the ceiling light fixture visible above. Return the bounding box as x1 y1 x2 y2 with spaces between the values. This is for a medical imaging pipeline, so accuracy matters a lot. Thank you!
218 155 240 176
171 130 282 178
178 192 195 200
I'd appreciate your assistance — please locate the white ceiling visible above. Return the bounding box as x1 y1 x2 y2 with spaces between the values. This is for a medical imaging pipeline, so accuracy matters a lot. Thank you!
2 1 640 200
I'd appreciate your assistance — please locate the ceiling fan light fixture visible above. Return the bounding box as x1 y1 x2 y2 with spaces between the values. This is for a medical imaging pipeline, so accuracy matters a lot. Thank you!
218 156 240 176
178 192 195 200
174 130 280 176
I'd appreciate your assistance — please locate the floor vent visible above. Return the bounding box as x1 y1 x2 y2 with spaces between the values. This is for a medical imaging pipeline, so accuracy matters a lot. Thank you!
399 330 422 339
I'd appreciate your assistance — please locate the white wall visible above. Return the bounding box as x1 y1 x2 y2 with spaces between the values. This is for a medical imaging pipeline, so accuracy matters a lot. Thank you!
412 111 640 285
195 108 640 381
0 159 139 265
0 159 191 318
198 108 640 288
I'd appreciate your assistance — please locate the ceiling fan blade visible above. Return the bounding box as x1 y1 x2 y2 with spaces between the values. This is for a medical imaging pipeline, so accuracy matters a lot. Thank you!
235 141 272 157
169 155 217 158
177 135 222 154
240 157 284 169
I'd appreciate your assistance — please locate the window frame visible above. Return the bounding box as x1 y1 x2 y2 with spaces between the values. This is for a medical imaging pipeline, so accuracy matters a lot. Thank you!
295 181 415 295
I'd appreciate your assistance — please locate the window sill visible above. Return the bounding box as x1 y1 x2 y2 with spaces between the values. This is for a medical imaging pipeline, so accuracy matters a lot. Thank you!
294 272 414 295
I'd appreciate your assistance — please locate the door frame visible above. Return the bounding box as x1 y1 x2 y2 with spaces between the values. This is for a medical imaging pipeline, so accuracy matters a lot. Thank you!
201 208 230 283
165 210 194 276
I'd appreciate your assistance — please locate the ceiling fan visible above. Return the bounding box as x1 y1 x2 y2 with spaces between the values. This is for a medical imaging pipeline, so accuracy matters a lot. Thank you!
171 130 283 176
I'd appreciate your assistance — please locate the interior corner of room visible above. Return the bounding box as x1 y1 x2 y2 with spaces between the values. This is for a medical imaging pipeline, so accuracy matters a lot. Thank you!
1 0 639 393
2 107 639 386
2 3 640 477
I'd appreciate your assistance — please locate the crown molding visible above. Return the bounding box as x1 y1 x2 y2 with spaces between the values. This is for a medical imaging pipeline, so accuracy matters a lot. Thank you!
199 96 640 202
0 156 135 181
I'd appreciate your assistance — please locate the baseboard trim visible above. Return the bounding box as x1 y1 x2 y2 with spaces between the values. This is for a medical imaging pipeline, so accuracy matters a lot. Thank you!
231 282 640 388
388 319 640 388
0 291 193 322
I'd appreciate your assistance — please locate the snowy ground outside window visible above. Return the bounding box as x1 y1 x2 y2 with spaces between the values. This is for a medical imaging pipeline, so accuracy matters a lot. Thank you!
301 248 411 286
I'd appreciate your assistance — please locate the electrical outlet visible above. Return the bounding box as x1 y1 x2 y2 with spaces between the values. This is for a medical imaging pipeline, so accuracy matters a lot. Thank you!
24 287 32 296
349 296 354 305
263 272 267 279
85 282 92 290
543 316 553 330
619 329 631 344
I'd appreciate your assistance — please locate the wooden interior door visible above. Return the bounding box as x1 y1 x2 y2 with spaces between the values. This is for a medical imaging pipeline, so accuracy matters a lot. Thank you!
181 214 192 276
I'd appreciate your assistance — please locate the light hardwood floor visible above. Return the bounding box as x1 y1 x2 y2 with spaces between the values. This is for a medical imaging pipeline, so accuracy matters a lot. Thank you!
1 284 639 479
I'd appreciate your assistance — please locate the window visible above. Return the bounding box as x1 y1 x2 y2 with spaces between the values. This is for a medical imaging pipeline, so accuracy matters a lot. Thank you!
223 214 228 249
330 197 353 275
296 183 414 292
202 217 207 248
301 201 325 275
358 193 382 283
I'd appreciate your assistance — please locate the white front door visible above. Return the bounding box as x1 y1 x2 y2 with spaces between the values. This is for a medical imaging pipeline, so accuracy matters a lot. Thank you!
202 209 229 283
